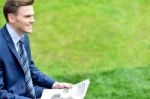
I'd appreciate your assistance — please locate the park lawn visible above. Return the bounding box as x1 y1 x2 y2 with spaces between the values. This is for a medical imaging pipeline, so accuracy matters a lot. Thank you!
0 0 150 98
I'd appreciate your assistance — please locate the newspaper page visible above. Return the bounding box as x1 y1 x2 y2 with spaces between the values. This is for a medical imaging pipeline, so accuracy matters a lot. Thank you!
41 79 90 99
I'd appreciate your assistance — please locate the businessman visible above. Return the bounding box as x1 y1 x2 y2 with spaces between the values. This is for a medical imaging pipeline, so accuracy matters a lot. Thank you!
0 0 72 98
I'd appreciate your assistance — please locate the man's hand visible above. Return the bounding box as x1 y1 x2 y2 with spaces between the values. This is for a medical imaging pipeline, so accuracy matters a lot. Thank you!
52 82 73 89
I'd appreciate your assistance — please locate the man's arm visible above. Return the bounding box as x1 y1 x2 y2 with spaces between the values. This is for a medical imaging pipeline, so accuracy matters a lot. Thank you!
29 60 55 88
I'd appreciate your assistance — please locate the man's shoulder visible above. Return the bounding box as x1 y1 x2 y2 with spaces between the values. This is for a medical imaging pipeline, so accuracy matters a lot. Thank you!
0 25 6 36
0 25 7 46
0 30 4 53
0 28 3 40
0 26 4 38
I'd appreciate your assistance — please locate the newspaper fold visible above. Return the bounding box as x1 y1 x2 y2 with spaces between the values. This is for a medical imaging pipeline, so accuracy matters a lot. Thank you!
41 79 90 99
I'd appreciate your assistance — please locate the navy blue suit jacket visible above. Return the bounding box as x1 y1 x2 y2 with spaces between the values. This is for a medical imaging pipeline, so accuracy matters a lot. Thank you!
0 25 55 99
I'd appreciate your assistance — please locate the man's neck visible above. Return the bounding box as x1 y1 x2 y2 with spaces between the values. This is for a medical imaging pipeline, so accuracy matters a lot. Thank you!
8 23 23 37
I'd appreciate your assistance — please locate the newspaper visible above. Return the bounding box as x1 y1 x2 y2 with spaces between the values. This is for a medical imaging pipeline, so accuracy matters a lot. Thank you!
41 79 90 99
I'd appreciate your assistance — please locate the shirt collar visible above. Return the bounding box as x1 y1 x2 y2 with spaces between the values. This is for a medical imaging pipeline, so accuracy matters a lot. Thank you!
6 24 24 45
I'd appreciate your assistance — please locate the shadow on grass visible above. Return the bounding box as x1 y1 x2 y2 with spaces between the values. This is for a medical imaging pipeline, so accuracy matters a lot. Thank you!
54 66 150 99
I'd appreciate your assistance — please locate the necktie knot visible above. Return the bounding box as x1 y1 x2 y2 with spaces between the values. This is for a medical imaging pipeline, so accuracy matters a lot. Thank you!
18 39 23 46
18 39 24 57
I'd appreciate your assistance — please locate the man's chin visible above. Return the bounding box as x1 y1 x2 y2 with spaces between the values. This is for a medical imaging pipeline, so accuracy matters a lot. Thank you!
26 30 32 34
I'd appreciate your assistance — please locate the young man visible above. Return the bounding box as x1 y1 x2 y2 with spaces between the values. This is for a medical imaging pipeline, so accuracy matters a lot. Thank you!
0 0 72 98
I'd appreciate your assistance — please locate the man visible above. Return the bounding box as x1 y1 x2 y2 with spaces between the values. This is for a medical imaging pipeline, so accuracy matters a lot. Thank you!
0 0 72 98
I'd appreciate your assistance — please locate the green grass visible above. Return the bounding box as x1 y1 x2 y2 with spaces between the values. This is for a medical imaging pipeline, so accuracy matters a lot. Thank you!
57 67 150 99
0 0 150 98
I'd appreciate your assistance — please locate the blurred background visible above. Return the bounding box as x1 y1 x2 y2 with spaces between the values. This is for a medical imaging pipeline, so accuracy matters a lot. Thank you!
0 0 150 98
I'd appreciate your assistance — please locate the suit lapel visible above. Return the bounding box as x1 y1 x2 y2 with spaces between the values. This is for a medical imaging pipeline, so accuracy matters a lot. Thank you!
1 25 21 65
7 42 21 64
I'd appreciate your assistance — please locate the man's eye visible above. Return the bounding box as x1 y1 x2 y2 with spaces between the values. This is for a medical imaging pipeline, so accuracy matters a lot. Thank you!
24 15 33 18
25 16 30 18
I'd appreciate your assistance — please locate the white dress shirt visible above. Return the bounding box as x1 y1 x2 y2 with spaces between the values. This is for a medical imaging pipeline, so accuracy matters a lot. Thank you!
6 24 23 52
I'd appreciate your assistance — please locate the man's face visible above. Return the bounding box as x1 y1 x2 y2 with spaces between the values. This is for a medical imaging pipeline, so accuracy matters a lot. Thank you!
10 5 35 35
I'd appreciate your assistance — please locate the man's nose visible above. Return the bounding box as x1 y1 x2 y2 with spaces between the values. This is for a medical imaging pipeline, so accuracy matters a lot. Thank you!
30 16 35 23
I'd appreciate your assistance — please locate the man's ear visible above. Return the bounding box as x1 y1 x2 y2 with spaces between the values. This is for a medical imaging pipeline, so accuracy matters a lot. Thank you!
8 14 16 23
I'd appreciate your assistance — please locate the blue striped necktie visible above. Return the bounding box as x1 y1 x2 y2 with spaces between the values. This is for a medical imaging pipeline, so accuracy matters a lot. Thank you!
18 39 36 99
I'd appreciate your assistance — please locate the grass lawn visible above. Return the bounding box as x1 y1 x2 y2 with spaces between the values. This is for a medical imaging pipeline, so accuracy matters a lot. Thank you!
0 0 150 98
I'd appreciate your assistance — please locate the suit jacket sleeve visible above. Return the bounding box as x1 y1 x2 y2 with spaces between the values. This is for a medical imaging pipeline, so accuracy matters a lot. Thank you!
24 34 55 88
0 54 29 99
